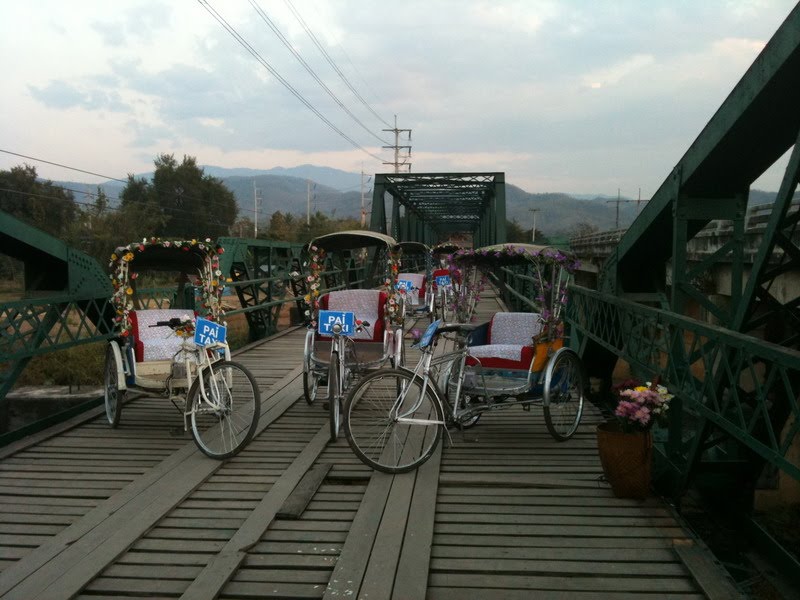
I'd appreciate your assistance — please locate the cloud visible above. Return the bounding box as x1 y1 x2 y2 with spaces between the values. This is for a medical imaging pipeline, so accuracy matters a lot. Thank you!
28 80 129 112
91 1 174 47
581 54 655 90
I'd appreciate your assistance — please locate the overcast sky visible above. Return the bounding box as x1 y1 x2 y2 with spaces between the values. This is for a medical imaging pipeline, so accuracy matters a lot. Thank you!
1 0 796 196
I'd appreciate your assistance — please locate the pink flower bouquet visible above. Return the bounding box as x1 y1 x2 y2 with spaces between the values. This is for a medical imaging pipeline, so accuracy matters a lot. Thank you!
611 379 673 433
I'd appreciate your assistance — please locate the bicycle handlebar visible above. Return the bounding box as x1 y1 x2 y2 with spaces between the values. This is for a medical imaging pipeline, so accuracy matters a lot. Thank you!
151 318 190 329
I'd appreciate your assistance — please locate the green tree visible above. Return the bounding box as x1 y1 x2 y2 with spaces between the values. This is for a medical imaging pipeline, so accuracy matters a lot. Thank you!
0 165 77 237
506 219 528 243
73 187 127 264
265 211 293 241
120 154 237 239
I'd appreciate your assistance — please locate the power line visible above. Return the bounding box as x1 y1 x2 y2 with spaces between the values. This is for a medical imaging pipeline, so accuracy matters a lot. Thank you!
197 0 388 164
0 149 128 184
249 0 389 146
0 148 258 217
284 0 391 129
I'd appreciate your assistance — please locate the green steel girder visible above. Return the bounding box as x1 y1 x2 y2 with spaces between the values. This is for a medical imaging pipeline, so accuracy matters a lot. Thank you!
372 172 506 245
582 3 800 499
602 4 800 296
217 237 304 340
0 210 114 401
568 285 800 484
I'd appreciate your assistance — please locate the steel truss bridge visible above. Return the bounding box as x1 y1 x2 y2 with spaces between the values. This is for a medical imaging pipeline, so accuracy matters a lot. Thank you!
1 2 800 579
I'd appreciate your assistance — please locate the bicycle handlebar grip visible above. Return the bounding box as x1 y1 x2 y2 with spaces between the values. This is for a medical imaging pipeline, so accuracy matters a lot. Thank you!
151 317 186 328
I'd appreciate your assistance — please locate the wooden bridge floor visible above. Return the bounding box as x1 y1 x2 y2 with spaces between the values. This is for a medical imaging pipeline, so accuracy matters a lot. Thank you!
0 292 740 599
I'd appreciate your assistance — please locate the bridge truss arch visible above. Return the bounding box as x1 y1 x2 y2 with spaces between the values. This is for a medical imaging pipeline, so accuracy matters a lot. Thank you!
370 172 506 246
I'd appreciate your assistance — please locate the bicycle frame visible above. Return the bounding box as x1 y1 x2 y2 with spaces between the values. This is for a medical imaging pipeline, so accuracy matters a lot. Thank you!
402 330 554 427
166 338 229 430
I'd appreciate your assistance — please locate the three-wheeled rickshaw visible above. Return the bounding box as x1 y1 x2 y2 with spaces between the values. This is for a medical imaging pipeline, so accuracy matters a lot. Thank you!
300 230 404 440
342 242 587 473
395 241 434 325
104 238 260 459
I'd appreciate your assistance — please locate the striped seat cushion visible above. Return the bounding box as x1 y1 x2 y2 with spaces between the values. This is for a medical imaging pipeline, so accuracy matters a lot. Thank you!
319 290 386 341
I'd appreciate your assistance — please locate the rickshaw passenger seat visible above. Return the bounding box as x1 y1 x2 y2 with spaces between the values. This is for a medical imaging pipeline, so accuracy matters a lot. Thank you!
466 312 542 370
432 268 451 291
397 273 426 303
319 290 386 342
129 309 191 362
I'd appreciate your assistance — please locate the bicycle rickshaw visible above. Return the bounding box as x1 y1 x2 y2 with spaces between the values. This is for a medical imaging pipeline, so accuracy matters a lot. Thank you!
342 243 586 473
103 238 260 459
300 230 404 441
395 241 434 325
430 241 462 322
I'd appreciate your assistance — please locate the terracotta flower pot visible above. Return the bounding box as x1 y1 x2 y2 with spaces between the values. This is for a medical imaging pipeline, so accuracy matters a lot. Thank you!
596 421 652 500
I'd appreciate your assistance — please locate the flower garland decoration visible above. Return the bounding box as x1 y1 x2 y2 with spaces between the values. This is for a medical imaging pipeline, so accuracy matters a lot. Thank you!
172 315 197 338
109 237 226 337
384 245 403 325
611 379 673 433
453 245 580 342
301 245 326 328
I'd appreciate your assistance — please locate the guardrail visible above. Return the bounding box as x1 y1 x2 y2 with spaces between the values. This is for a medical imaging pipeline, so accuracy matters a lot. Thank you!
567 284 800 492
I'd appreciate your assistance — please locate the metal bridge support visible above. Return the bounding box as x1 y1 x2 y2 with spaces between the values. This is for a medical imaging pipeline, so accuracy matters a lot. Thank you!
371 173 506 246
570 3 800 508
0 211 114 402
217 237 304 341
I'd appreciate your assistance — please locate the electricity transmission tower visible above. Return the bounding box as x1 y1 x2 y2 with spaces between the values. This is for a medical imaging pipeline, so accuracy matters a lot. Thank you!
382 115 412 173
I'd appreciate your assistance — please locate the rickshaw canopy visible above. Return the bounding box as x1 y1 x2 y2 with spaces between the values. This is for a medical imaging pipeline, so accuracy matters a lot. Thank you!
432 242 461 256
454 243 576 267
397 241 430 255
109 238 226 336
307 230 398 253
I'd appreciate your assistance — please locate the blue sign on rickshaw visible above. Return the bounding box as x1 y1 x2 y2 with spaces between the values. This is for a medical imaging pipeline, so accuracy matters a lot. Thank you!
418 319 442 349
435 274 452 287
396 279 414 292
194 318 227 346
318 310 356 336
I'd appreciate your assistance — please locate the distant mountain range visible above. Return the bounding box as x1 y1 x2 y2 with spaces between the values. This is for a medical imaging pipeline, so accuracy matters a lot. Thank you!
51 165 789 236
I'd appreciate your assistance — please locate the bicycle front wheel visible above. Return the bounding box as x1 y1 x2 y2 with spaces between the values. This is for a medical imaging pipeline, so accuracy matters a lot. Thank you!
189 360 261 459
344 369 443 474
328 351 341 442
542 348 585 441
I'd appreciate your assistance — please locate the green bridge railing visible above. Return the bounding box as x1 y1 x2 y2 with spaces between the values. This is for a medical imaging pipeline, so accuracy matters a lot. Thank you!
567 284 800 493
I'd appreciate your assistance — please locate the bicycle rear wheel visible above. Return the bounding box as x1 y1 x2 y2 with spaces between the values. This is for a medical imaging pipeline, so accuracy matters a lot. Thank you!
328 351 341 442
542 348 585 441
189 360 260 459
344 369 443 474
103 343 125 427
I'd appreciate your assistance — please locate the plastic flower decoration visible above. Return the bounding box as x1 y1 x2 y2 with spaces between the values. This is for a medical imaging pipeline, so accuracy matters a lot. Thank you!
302 245 326 328
109 238 226 337
611 379 673 433
453 245 579 339
384 245 403 325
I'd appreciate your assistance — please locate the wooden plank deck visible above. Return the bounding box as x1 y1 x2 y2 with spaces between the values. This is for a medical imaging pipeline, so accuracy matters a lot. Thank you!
0 290 741 599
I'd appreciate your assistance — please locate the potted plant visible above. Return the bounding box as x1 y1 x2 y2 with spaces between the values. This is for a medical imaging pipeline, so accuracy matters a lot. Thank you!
597 379 673 499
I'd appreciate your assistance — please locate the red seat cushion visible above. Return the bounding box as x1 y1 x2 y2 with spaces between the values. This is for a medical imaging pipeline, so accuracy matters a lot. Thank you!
466 345 534 370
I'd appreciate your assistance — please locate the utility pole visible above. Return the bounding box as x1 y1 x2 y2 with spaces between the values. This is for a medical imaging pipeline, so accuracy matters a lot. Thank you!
382 115 412 173
606 189 637 229
253 180 261 238
529 208 541 243
360 168 371 228
306 179 311 226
